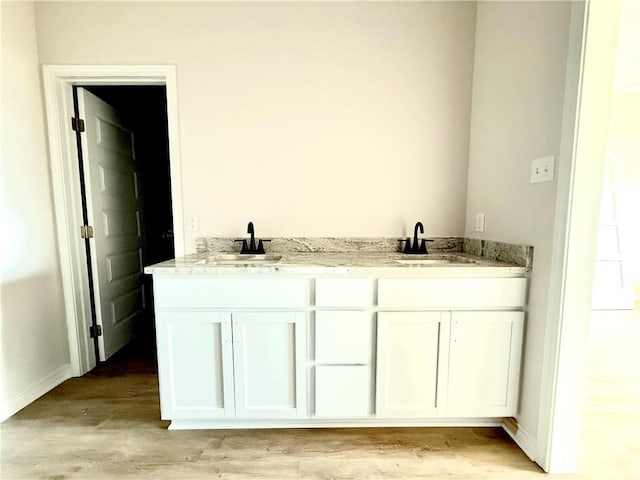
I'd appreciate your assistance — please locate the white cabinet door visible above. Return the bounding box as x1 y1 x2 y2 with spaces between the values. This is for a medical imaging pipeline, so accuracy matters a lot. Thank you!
232 312 307 419
376 312 450 418
156 311 234 419
447 312 524 417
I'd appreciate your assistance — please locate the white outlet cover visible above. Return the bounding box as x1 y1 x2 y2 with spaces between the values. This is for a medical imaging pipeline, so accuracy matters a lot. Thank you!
531 155 555 184
475 213 485 233
189 216 199 231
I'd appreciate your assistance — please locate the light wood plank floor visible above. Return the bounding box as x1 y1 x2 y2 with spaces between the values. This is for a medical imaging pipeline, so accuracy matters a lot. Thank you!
578 309 640 480
1 310 638 479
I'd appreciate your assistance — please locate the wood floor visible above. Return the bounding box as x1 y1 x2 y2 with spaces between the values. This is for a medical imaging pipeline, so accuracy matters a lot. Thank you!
2 310 639 479
578 309 640 480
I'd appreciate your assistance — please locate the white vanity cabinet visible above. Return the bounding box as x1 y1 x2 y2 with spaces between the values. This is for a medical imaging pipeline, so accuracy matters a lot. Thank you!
149 265 528 429
376 277 527 418
153 276 309 423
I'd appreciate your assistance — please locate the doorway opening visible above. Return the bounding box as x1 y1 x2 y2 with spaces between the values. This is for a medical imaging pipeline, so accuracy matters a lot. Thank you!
74 85 174 367
42 65 184 377
580 0 640 474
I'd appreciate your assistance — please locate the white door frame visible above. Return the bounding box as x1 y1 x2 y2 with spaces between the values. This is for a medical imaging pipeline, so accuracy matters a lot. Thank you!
42 65 184 376
537 1 622 473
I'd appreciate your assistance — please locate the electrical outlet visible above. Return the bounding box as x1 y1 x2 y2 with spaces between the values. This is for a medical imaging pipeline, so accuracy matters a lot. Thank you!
531 155 555 184
189 216 199 231
475 213 485 233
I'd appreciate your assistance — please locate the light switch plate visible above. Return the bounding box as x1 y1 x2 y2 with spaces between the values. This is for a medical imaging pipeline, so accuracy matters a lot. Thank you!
475 213 485 233
531 155 555 184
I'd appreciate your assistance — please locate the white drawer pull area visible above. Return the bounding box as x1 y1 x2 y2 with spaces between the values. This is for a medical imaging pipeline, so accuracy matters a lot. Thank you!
154 277 308 309
378 277 526 309
315 278 373 307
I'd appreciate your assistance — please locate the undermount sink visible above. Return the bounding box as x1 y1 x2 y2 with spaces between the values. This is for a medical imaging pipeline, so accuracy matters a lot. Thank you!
206 254 282 265
396 259 455 265
395 255 476 266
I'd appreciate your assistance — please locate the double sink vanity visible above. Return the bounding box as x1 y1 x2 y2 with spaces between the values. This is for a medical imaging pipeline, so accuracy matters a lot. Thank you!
145 227 530 430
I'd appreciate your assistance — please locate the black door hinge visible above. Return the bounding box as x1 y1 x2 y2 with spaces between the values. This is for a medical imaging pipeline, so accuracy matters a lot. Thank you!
90 325 102 338
71 117 85 132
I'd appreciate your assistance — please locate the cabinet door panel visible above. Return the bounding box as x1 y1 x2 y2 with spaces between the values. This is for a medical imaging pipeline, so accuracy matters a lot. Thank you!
315 365 370 418
448 312 523 417
158 312 234 419
376 312 449 418
233 312 307 419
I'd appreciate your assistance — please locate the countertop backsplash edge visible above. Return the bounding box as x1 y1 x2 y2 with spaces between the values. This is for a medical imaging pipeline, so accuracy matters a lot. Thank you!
194 236 533 268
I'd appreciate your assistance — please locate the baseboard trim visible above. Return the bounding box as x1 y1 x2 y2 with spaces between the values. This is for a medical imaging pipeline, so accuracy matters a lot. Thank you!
0 364 72 422
502 419 537 462
169 417 504 430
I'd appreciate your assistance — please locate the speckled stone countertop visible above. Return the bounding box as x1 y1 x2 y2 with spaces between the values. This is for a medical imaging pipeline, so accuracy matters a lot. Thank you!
144 251 530 277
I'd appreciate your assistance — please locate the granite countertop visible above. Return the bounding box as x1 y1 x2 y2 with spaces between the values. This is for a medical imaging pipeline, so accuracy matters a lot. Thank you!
144 251 530 277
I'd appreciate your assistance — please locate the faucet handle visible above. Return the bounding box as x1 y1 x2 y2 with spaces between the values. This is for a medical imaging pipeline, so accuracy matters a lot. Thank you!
398 238 412 254
420 238 435 254
257 239 271 254
234 239 249 254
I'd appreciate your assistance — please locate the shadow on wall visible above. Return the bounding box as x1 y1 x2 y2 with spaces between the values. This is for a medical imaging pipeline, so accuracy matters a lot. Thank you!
0 272 69 416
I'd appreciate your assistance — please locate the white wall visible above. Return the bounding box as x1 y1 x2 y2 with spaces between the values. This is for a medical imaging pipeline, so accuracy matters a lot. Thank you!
0 1 71 420
464 1 572 447
34 1 477 250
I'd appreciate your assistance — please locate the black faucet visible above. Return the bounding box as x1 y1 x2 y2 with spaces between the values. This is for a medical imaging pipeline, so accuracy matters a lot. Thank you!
399 221 434 254
235 221 270 254
247 222 256 252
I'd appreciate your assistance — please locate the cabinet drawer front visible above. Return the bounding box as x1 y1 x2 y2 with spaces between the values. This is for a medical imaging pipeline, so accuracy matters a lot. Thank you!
378 278 526 309
316 278 373 307
154 277 308 308
315 365 371 418
315 311 372 364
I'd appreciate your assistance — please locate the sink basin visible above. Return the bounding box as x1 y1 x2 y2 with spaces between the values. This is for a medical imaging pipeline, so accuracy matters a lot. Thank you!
206 254 282 265
396 259 456 265
395 255 476 266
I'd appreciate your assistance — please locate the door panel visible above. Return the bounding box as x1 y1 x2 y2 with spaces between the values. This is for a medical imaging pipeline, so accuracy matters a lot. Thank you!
232 312 307 419
376 312 450 418
106 249 142 282
157 311 234 419
448 312 523 417
78 88 145 360
110 287 144 326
